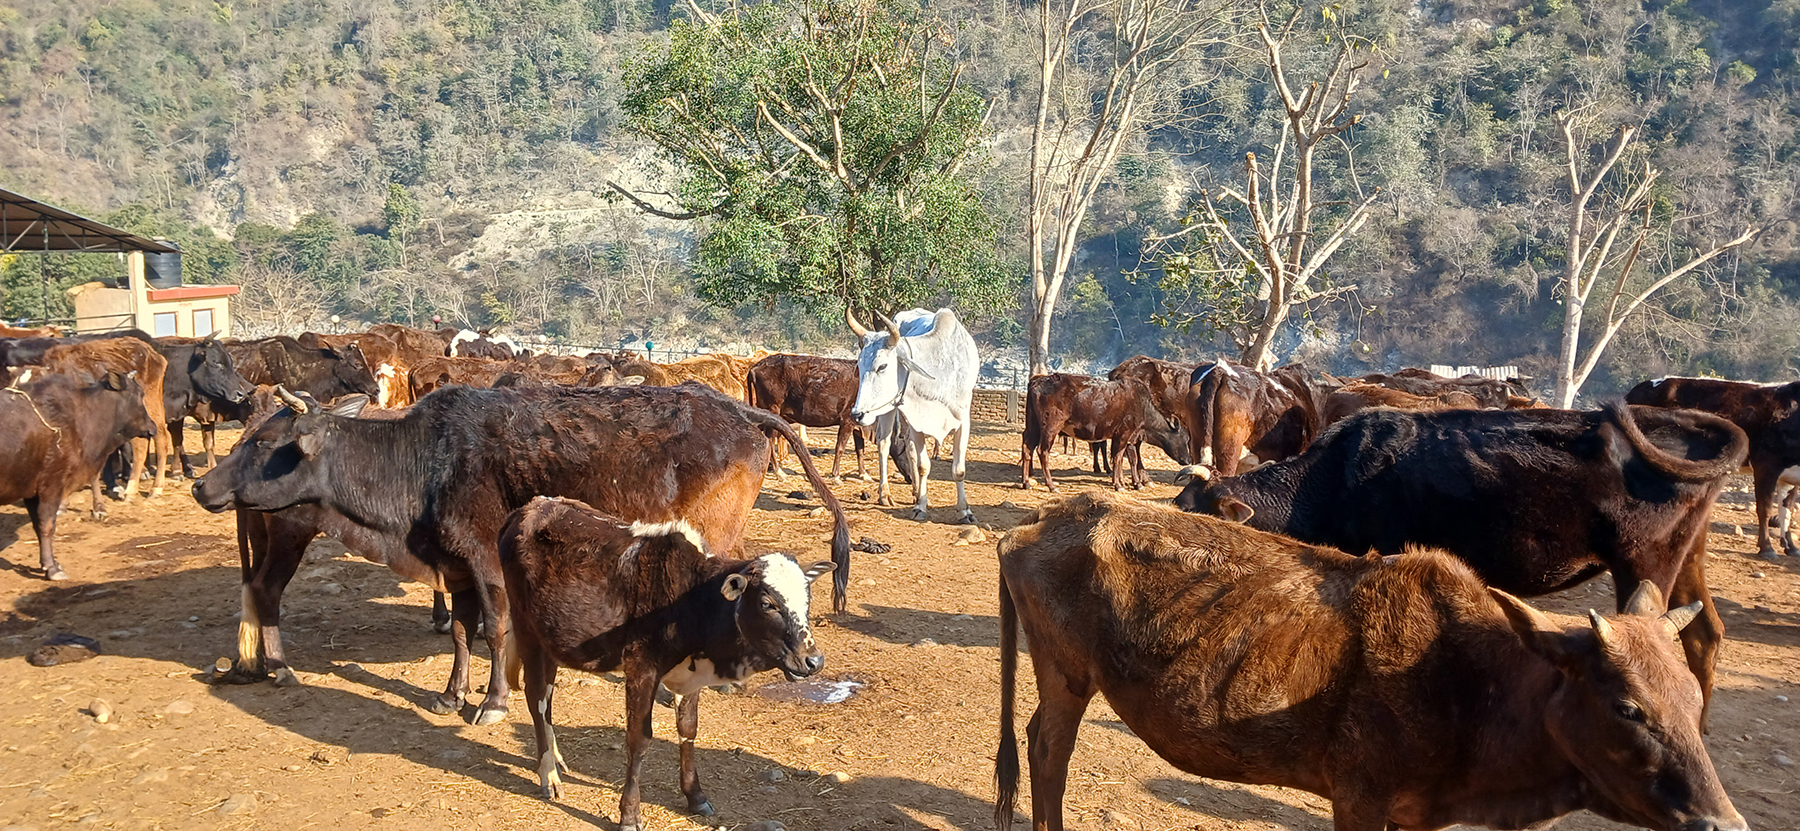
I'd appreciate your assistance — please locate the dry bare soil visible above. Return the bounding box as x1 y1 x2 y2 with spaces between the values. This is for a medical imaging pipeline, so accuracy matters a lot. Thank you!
1 425 1798 831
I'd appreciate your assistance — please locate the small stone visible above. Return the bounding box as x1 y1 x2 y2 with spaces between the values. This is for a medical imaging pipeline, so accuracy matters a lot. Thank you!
911 638 937 647
822 771 850 785
187 615 200 622
282 764 302 772
759 768 787 782
1756 604 1773 613
86 700 112 723
1000 501 1021 510
575 677 601 686
318 583 343 595
436 749 467 761
217 793 256 816
786 490 809 500
107 630 135 640
370 807 393 819
1777 695 1789 703
1751 572 1767 579
214 657 232 674
808 507 827 519
858 491 871 500
163 700 194 716
953 526 986 546
1173 797 1191 806
1776 754 1796 768
951 614 973 621
792 735 816 747
757 785 779 796
742 822 787 831
130 768 169 785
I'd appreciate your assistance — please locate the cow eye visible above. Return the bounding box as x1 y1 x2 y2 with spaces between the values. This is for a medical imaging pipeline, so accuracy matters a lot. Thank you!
1615 701 1645 723
877 363 888 372
761 598 779 613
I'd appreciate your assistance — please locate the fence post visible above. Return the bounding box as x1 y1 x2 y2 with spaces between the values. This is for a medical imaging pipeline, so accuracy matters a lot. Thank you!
1005 389 1020 424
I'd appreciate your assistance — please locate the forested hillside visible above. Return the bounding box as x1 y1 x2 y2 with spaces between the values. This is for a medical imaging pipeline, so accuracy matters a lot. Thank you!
2 0 1797 397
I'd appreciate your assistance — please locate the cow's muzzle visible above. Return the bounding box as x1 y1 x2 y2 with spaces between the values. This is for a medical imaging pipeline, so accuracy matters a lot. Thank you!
1680 817 1749 831
190 479 236 513
780 651 825 681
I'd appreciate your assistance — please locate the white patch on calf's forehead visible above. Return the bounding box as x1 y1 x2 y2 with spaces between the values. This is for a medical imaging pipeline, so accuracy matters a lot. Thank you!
629 519 709 555
756 554 810 620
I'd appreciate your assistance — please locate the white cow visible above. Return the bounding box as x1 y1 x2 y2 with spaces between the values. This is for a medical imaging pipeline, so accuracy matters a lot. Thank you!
848 307 978 523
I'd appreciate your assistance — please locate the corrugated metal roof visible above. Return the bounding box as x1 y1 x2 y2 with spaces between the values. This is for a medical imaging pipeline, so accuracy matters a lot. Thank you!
0 187 178 253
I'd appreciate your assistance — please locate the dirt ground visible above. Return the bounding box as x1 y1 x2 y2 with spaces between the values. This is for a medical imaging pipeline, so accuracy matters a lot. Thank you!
2 423 1798 831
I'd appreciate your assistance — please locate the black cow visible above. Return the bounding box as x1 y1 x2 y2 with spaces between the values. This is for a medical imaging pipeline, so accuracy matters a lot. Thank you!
155 336 254 478
1174 402 1747 724
190 337 381 468
502 496 832 830
192 382 850 727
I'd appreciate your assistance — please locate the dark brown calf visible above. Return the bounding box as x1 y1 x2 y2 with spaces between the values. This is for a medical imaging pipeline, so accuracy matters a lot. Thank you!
1627 375 1800 559
1182 359 1331 478
996 492 1746 831
501 497 831 831
1020 373 1152 491
745 353 867 479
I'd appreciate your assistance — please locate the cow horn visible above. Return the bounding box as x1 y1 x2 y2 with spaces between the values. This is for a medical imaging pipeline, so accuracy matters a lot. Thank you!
1623 580 1665 617
275 384 310 414
845 306 870 339
1588 610 1616 650
1661 601 1703 638
877 313 901 348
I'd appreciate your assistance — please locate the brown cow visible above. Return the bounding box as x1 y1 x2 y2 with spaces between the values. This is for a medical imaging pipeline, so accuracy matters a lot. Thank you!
1174 402 1747 724
0 369 158 579
1020 373 1153 492
501 496 832 831
194 382 852 726
745 353 867 479
1106 355 1197 430
406 355 513 399
995 492 1746 831
1627 376 1800 559
31 336 175 500
1358 367 1524 408
1320 381 1480 427
1181 359 1332 479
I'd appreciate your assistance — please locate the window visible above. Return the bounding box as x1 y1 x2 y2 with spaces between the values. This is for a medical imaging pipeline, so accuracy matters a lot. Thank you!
193 308 215 337
153 311 179 337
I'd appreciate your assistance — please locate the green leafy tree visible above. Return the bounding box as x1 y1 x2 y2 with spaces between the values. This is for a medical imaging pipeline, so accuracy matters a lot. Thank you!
613 0 1005 321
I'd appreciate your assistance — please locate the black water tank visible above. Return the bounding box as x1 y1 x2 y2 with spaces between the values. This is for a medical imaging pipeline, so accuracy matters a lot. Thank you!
144 242 182 289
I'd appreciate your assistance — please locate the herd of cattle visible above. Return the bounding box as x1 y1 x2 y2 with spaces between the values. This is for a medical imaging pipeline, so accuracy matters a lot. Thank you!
1 309 1794 831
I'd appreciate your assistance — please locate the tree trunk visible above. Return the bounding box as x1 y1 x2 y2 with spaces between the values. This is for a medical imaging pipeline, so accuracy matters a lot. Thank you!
1555 288 1585 408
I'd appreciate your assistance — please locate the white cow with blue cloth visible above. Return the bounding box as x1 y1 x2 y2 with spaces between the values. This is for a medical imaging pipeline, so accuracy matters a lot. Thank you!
847 308 978 524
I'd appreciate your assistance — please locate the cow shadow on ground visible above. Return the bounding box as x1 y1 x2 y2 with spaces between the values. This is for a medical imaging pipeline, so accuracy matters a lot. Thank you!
1144 776 1330 829
1712 596 1800 648
0 560 452 675
840 604 998 649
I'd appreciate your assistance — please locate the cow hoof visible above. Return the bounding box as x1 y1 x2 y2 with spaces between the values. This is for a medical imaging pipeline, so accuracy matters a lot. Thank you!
540 778 562 801
273 667 300 687
473 705 507 726
423 694 461 716
213 667 267 686
690 798 715 817
654 685 676 708
877 496 894 507
958 512 976 525
45 567 68 582
619 822 645 831
1759 547 1780 561
432 619 453 635
90 510 107 521
910 508 928 522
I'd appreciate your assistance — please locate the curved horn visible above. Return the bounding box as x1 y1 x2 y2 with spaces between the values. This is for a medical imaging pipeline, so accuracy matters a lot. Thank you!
845 306 870 339
1662 601 1703 638
1588 610 1616 651
275 384 310 414
877 313 901 348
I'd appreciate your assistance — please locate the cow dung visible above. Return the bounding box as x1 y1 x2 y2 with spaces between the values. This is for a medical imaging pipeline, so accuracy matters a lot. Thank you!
27 634 101 667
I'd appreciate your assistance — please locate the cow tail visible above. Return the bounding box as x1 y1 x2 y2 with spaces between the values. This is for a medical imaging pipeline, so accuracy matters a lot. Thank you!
1605 401 1748 483
752 409 852 614
994 566 1020 831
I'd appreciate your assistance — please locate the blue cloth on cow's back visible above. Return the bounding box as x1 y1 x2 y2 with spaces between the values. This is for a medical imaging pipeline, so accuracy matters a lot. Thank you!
894 309 938 337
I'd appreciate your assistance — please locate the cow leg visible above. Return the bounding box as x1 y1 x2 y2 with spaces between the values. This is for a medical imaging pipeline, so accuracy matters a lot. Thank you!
909 432 932 521
149 420 173 497
249 517 309 687
829 424 849 481
431 592 452 634
1018 438 1034 490
426 587 480 716
88 470 107 521
852 426 866 480
24 496 65 581
1783 486 1800 557
1024 658 1094 831
952 422 973 524
675 691 713 816
472 574 511 726
1108 438 1131 491
201 422 218 469
1669 536 1722 729
121 437 149 503
874 418 894 506
1130 441 1149 488
619 657 658 831
520 632 567 800
1753 464 1780 560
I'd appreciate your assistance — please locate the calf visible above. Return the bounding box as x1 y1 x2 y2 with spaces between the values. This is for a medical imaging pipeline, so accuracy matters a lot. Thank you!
0 370 158 579
1319 380 1479 427
155 336 254 478
1357 367 1521 408
1174 402 1747 723
448 329 520 360
996 492 1745 831
501 496 831 831
1020 373 1153 491
193 382 851 725
1627 375 1800 559
23 336 174 501
745 353 867 479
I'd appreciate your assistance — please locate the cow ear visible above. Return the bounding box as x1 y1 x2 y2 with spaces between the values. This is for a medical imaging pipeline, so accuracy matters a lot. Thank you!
329 394 370 418
803 560 835 584
1217 498 1254 524
1491 588 1577 668
295 422 326 458
103 371 127 390
621 375 645 386
897 349 937 380
721 573 748 601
